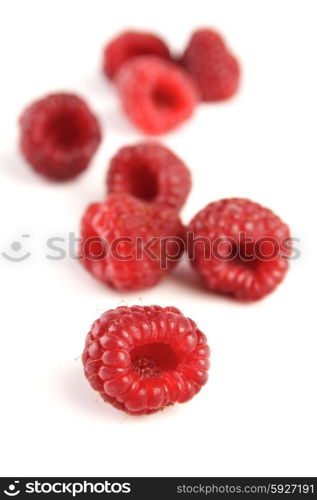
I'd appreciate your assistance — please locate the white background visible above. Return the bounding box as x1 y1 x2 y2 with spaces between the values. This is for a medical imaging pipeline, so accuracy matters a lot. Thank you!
0 0 316 477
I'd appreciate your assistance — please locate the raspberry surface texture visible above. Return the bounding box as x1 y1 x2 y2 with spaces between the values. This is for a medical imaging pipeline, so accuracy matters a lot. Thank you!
115 56 198 134
80 194 185 291
103 31 170 79
106 142 191 211
82 305 210 415
188 198 291 300
182 29 240 101
19 93 101 181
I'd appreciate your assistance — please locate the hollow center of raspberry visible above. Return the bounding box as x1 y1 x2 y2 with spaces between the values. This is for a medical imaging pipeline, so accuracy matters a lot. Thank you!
233 242 261 269
152 86 179 110
46 112 86 149
128 164 158 201
131 343 178 378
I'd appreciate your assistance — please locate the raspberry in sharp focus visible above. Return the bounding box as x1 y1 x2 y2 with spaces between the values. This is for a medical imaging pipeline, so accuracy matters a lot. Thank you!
187 198 291 300
19 93 101 181
115 56 198 134
80 194 185 291
103 30 171 79
82 305 210 415
106 142 192 211
181 28 240 101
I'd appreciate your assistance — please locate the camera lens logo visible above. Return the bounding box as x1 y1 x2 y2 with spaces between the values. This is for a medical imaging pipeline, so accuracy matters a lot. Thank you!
2 235 31 262
4 481 20 496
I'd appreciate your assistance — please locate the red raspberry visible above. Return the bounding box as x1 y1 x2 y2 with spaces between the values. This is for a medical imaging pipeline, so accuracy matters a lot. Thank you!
115 56 198 134
103 31 170 79
19 93 101 181
188 198 291 300
181 29 240 101
106 142 191 211
82 305 210 415
80 194 185 291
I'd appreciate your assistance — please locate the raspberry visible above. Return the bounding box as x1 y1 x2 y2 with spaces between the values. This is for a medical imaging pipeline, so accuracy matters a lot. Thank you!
103 31 170 79
82 305 210 415
181 29 240 101
80 194 185 291
187 198 291 300
19 93 101 181
106 142 191 211
115 56 198 134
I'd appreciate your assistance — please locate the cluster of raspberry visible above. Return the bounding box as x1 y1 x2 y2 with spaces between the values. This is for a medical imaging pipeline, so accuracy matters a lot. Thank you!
18 29 291 416
19 28 240 180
